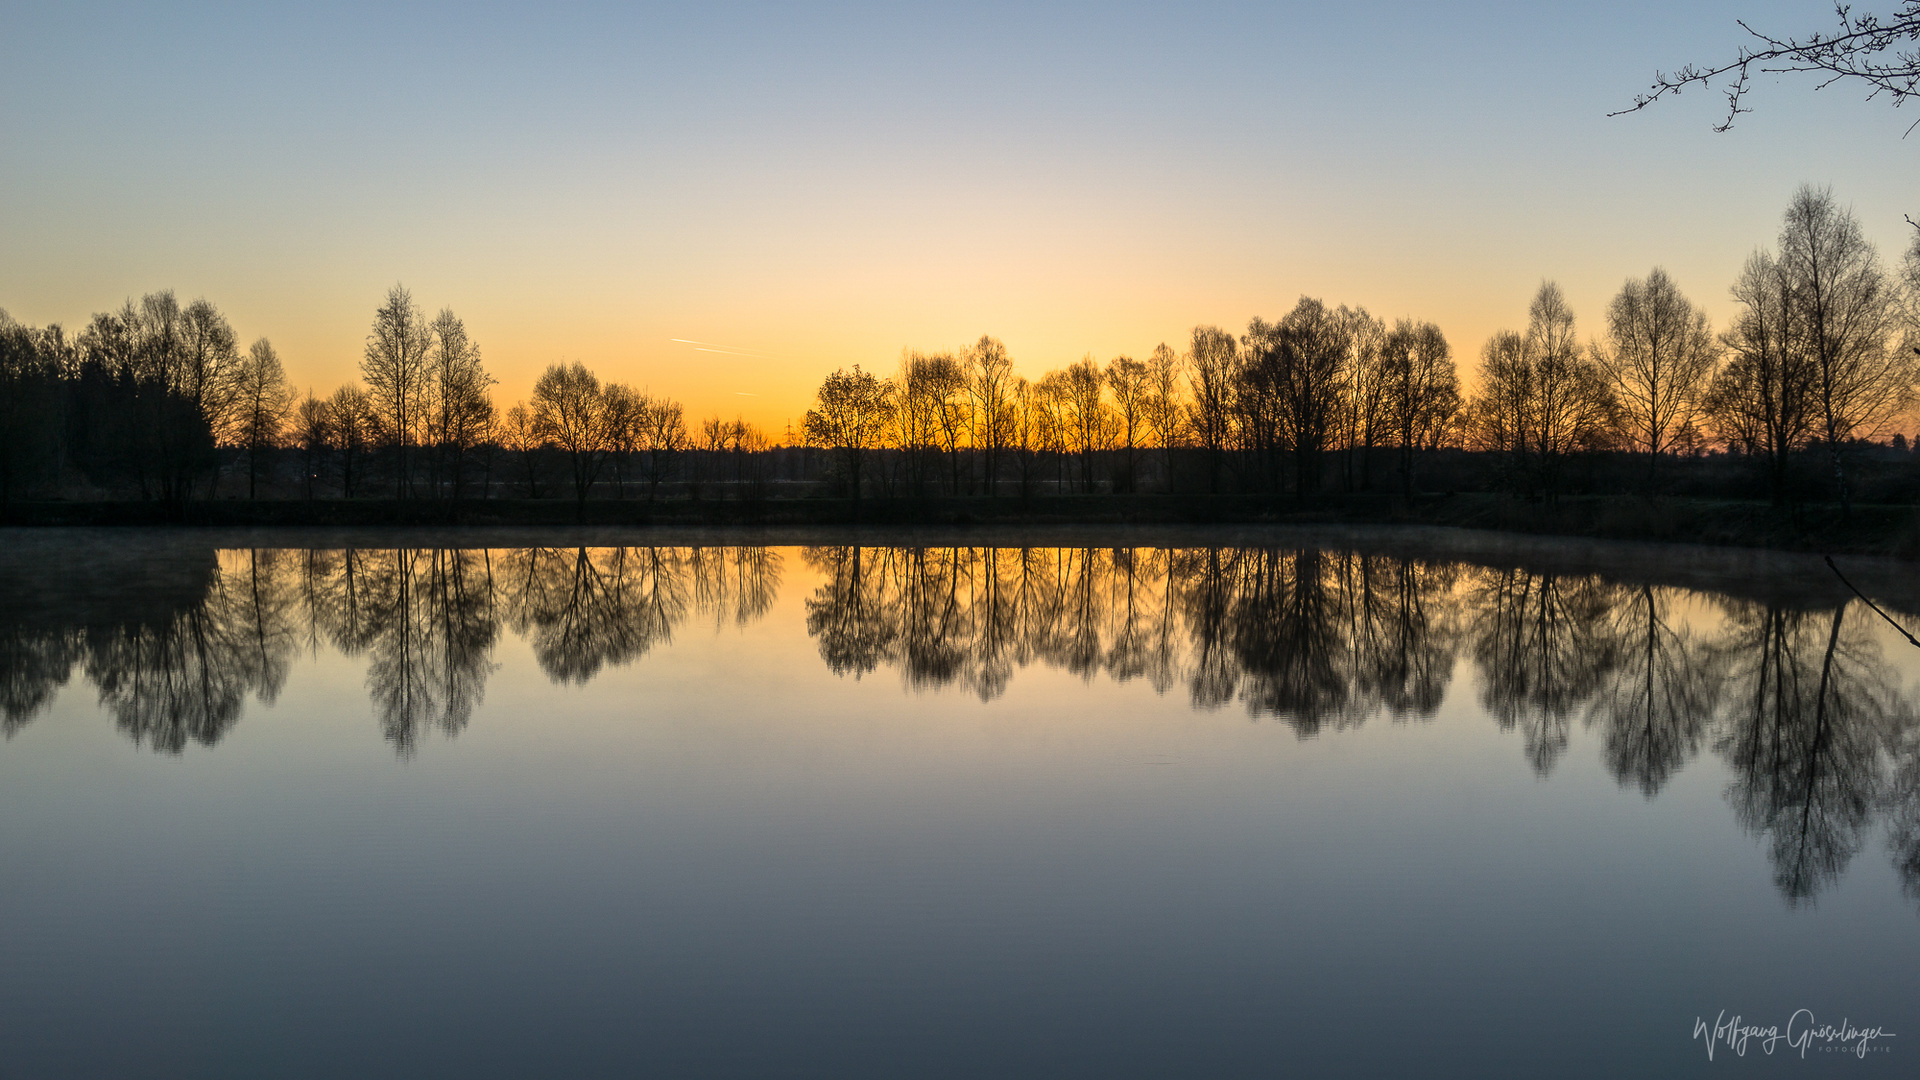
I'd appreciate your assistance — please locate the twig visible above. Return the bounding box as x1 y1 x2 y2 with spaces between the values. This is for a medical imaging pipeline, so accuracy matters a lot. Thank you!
1825 554 1920 647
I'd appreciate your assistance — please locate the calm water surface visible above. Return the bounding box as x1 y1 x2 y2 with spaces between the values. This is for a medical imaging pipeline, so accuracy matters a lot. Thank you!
2 527 1916 1078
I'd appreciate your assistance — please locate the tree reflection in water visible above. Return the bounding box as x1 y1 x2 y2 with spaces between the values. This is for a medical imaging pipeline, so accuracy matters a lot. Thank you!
805 546 1459 734
800 544 1920 909
335 549 500 755
1467 569 1617 775
1887 719 1920 905
1588 585 1717 796
1 627 76 739
5 540 1920 908
1713 602 1908 905
83 549 297 752
2 545 781 757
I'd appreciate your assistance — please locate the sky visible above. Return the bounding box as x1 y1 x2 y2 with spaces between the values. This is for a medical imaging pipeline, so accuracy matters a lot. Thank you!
3 1 1916 435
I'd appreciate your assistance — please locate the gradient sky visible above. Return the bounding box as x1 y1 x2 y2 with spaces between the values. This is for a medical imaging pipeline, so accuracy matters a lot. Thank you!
3 1 1916 434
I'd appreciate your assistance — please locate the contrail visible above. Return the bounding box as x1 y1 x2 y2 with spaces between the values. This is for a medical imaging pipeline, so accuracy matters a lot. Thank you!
671 338 778 359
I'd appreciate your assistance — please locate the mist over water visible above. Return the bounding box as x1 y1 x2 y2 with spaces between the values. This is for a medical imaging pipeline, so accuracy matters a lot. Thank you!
2 528 1915 1078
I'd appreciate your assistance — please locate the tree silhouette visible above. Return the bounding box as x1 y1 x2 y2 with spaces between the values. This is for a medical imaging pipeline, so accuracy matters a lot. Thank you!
1779 186 1913 514
1705 250 1817 505
531 362 620 513
1595 269 1720 486
804 366 893 504
362 285 433 497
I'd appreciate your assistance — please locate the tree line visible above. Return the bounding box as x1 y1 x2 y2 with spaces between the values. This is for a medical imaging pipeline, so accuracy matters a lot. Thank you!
805 188 1920 511
5 186 1919 510
0 284 705 506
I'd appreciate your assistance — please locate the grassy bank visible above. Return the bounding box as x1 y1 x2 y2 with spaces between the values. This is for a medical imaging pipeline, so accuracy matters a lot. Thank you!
4 492 1918 557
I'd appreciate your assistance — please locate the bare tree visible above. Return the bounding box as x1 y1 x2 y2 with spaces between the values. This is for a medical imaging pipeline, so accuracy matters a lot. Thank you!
177 298 245 455
501 401 543 498
1007 375 1053 497
1105 354 1149 492
233 338 294 499
638 396 687 501
1380 319 1459 500
1705 250 1816 503
425 308 496 500
803 365 893 505
292 391 330 501
1143 342 1186 492
1526 282 1616 499
925 351 970 493
1241 302 1347 497
101 292 242 502
966 335 1016 496
1275 297 1350 496
325 385 374 498
531 361 616 513
891 350 950 496
601 384 646 497
1466 329 1535 492
1062 355 1113 493
1032 370 1074 494
1234 319 1288 493
716 414 765 485
1338 307 1389 491
1595 268 1720 485
1779 185 1914 512
692 414 728 498
361 286 433 496
1186 325 1238 494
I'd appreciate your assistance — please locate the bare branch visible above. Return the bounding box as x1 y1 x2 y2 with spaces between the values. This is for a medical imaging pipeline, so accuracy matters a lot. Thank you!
1612 3 1920 130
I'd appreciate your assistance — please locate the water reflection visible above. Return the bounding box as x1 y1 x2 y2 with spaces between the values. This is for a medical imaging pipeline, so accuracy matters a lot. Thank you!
318 549 502 754
84 549 295 752
1715 602 1910 904
5 538 1920 909
797 544 1920 910
1 626 75 738
803 547 1460 735
2 546 783 756
1590 585 1717 796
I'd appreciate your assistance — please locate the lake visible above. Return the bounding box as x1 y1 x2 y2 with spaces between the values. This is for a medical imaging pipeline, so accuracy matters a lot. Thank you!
1 526 1914 1078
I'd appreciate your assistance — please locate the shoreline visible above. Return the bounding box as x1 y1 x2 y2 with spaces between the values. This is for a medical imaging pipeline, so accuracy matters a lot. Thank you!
2 492 1916 559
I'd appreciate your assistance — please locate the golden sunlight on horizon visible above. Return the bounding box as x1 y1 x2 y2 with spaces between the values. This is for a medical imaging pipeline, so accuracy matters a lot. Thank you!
8 227 1842 440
